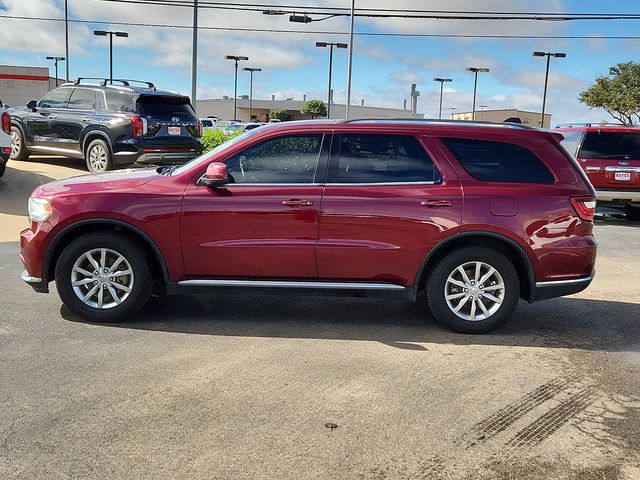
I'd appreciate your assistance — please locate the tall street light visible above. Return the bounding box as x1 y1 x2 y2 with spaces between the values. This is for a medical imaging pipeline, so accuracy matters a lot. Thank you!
479 105 487 119
466 67 490 120
433 77 452 120
93 30 129 84
316 42 347 119
46 56 65 87
64 0 69 81
345 0 355 118
225 55 249 121
191 0 198 108
450 107 457 118
533 51 566 128
243 67 261 121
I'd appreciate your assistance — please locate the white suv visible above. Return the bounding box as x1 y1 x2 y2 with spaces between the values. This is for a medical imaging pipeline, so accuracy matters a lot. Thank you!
0 102 11 178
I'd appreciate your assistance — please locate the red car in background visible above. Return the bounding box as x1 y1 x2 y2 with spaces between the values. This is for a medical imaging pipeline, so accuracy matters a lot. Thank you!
20 120 597 333
557 123 640 219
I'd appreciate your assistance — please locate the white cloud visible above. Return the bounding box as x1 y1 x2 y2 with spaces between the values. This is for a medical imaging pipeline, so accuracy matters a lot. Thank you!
390 71 424 85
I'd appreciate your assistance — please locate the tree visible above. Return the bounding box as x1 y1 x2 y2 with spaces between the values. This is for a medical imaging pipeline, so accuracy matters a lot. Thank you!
300 100 327 119
579 62 640 125
269 108 291 121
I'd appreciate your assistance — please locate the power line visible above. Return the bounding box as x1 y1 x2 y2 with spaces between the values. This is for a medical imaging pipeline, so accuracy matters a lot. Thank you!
3 14 640 39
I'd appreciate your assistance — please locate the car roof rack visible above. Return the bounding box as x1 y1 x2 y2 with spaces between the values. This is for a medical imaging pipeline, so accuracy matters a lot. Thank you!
554 122 629 128
338 118 535 130
73 78 156 90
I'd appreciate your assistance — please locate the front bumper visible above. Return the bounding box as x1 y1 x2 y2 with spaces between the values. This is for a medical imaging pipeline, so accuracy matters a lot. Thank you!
531 275 593 302
21 270 48 293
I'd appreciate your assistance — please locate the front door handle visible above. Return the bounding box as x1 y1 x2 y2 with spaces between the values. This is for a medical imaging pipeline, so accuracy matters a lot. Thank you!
46 114 57 120
421 199 452 208
282 199 313 207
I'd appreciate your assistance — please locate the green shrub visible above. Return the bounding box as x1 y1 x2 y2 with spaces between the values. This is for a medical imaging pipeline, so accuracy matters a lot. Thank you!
269 108 291 121
201 128 242 153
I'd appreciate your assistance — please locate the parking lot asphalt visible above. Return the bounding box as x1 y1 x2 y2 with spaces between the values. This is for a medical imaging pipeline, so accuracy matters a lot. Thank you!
1 159 640 479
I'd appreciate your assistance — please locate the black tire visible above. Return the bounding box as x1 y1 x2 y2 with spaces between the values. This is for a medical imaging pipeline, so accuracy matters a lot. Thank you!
85 138 114 173
0 163 5 178
626 204 640 221
426 246 520 334
55 231 153 322
10 125 30 161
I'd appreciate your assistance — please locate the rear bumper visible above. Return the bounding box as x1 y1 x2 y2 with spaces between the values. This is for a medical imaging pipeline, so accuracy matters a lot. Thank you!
596 189 640 203
134 150 201 165
531 275 593 302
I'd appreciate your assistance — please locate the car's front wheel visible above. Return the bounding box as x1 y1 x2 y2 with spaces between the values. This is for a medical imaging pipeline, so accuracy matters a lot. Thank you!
10 126 30 161
55 231 153 322
85 138 114 173
426 246 520 334
626 204 640 221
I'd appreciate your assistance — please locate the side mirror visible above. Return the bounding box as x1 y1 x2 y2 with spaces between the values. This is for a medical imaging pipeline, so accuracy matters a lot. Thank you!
27 100 37 111
198 162 229 188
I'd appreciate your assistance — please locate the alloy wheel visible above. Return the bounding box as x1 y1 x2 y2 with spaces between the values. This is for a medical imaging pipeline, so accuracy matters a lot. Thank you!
71 248 134 309
444 261 505 322
89 144 108 172
10 130 21 157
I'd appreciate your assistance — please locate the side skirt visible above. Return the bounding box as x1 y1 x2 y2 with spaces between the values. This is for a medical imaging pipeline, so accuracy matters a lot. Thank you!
166 279 417 301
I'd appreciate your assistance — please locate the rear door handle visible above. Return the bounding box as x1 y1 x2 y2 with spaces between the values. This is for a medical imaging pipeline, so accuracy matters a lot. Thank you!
282 199 313 207
421 199 452 208
81 118 92 123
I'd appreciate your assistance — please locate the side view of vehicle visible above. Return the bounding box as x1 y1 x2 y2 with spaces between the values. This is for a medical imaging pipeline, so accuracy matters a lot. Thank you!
20 119 597 333
557 123 640 219
0 102 10 178
8 78 203 173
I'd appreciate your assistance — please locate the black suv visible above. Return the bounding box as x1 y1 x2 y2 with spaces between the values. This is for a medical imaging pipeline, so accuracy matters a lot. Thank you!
8 79 203 173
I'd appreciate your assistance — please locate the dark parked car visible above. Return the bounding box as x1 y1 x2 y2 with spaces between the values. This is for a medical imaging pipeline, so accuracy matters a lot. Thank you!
0 104 10 177
556 123 640 219
20 119 597 333
9 78 202 173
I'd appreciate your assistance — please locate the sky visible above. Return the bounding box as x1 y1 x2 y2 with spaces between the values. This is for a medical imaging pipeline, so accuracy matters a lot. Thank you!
1 0 640 124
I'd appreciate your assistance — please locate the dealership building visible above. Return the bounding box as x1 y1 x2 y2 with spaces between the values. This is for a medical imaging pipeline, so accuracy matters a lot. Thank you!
451 108 552 128
0 65 62 108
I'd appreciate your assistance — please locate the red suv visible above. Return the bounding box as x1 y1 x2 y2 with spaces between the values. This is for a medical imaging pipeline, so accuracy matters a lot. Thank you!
556 123 640 219
20 120 597 333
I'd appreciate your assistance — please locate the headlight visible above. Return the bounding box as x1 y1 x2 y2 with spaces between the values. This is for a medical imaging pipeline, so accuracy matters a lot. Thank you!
28 197 53 223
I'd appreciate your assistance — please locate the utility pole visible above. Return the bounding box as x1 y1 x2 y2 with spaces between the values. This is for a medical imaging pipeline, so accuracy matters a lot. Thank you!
345 0 355 118
191 0 198 108
65 0 69 81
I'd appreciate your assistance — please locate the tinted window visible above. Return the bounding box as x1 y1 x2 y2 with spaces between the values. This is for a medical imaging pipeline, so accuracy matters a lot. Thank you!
225 135 322 184
67 89 97 110
105 90 135 112
334 134 440 183
136 96 195 119
559 131 583 157
442 138 554 183
579 131 640 160
201 120 214 127
39 88 71 108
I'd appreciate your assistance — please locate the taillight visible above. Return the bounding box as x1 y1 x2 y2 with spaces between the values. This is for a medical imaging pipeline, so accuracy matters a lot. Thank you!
197 119 203 137
571 196 596 222
1 112 10 135
128 115 144 138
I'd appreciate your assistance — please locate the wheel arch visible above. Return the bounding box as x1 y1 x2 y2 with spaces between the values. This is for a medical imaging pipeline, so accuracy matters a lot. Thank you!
44 218 170 288
414 231 536 302
81 130 112 155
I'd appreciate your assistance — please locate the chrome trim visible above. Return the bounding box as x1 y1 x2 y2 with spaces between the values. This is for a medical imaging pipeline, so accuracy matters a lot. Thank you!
30 145 83 157
222 183 324 187
584 166 601 171
596 190 640 202
326 181 439 186
178 279 406 290
535 276 592 287
605 166 640 172
114 151 139 156
21 271 43 284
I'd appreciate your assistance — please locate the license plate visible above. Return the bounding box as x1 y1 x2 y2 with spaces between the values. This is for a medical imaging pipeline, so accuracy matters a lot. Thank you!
615 171 632 181
167 126 181 135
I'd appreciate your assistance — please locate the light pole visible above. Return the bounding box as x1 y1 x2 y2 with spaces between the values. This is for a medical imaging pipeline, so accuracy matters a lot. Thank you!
533 51 566 127
243 67 261 121
345 0 355 118
316 42 347 119
225 55 249 121
433 77 452 120
191 0 198 108
450 107 457 119
46 56 65 87
64 0 69 81
466 67 490 120
93 30 129 84
479 105 487 119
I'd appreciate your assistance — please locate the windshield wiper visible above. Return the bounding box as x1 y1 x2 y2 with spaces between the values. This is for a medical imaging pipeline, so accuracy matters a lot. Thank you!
158 165 178 175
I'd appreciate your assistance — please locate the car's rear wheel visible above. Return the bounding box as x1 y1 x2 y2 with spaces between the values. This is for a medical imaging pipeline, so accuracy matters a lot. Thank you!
426 246 520 334
10 126 30 161
626 204 640 221
55 231 153 322
85 139 114 173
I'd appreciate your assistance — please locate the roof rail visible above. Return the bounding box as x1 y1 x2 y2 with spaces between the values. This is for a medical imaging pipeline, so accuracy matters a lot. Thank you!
73 78 156 90
554 122 629 128
338 118 535 129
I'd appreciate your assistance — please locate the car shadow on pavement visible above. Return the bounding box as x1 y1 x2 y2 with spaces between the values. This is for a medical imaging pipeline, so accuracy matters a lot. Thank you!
0 166 59 216
61 293 640 353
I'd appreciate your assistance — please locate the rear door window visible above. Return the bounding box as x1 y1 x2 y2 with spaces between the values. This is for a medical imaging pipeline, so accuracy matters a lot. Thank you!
578 131 640 160
331 134 440 183
67 89 97 110
442 137 554 183
136 96 195 119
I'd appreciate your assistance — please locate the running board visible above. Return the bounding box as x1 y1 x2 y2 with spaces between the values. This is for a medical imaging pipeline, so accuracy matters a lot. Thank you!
167 279 416 300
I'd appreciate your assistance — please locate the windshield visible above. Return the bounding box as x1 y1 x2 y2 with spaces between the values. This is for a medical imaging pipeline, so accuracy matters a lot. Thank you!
171 129 260 175
579 131 640 160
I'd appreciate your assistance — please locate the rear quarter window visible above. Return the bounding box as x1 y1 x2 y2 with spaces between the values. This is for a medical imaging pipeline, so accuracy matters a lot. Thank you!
559 131 583 157
441 137 554 183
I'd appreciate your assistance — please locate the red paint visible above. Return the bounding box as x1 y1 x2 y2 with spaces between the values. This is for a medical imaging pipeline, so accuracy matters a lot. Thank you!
20 121 597 296
0 73 50 82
